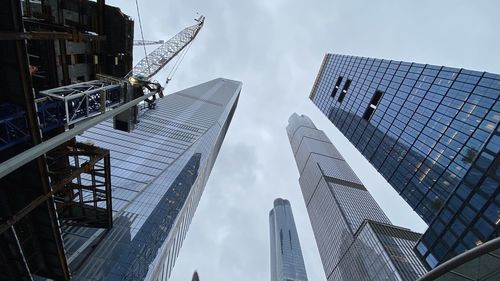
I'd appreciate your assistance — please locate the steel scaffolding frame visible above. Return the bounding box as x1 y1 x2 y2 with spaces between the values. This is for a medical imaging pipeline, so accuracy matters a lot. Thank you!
39 80 123 126
47 142 113 229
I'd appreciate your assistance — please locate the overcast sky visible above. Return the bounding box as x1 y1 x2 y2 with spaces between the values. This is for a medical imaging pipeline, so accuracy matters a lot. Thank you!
108 1 500 280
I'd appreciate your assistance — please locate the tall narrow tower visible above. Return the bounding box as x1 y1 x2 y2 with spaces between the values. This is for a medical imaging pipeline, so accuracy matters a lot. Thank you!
269 198 308 281
63 78 241 281
308 54 499 268
287 113 427 281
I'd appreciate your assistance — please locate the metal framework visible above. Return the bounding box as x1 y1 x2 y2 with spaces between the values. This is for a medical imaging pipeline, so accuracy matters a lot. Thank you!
133 39 164 46
39 80 123 126
0 142 113 234
0 83 120 143
0 85 160 179
47 142 113 229
127 16 205 80
0 103 30 151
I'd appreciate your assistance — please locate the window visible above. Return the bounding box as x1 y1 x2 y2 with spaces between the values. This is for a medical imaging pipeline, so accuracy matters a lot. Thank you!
337 79 351 103
416 241 428 255
331 76 343 98
363 90 383 120
280 229 283 254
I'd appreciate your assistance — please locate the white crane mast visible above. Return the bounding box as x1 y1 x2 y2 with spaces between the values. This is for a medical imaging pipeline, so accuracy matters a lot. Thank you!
127 16 205 81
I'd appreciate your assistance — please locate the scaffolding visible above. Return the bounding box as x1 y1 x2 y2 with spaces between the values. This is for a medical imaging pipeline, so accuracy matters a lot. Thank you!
47 142 113 229
39 80 123 126
0 1 204 280
0 1 122 280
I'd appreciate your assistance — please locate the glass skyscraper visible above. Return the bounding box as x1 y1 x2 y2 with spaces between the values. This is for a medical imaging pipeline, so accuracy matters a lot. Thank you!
269 198 308 281
61 78 241 280
286 113 427 281
309 54 499 268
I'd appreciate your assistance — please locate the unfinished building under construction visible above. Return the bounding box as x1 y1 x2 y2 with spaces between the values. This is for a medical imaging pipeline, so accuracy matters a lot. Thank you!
0 1 238 281
1 1 132 280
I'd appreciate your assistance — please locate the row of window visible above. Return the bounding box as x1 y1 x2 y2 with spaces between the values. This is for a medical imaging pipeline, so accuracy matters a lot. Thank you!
315 54 498 226
417 127 499 268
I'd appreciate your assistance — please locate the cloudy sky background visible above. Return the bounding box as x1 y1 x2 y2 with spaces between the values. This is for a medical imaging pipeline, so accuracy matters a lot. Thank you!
107 1 500 280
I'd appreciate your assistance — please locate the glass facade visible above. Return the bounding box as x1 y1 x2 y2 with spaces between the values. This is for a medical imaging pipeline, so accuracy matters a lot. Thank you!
62 78 241 281
269 198 308 281
309 54 499 268
332 221 427 281
286 113 427 281
416 123 499 269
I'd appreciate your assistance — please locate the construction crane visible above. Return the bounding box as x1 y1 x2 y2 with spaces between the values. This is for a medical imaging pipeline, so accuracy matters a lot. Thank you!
0 15 205 178
133 39 164 46
127 15 204 82
39 15 205 127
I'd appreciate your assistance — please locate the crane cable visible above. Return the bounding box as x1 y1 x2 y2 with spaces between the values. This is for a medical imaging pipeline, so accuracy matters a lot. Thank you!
135 0 151 75
164 39 194 87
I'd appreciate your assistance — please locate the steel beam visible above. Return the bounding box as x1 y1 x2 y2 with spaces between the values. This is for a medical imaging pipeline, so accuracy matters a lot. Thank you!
0 227 33 281
0 31 105 41
0 143 111 234
0 86 159 179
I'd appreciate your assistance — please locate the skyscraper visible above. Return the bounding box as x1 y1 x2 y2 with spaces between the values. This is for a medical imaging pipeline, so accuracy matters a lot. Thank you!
269 198 308 281
61 78 241 280
287 113 427 281
309 54 499 268
192 271 200 281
